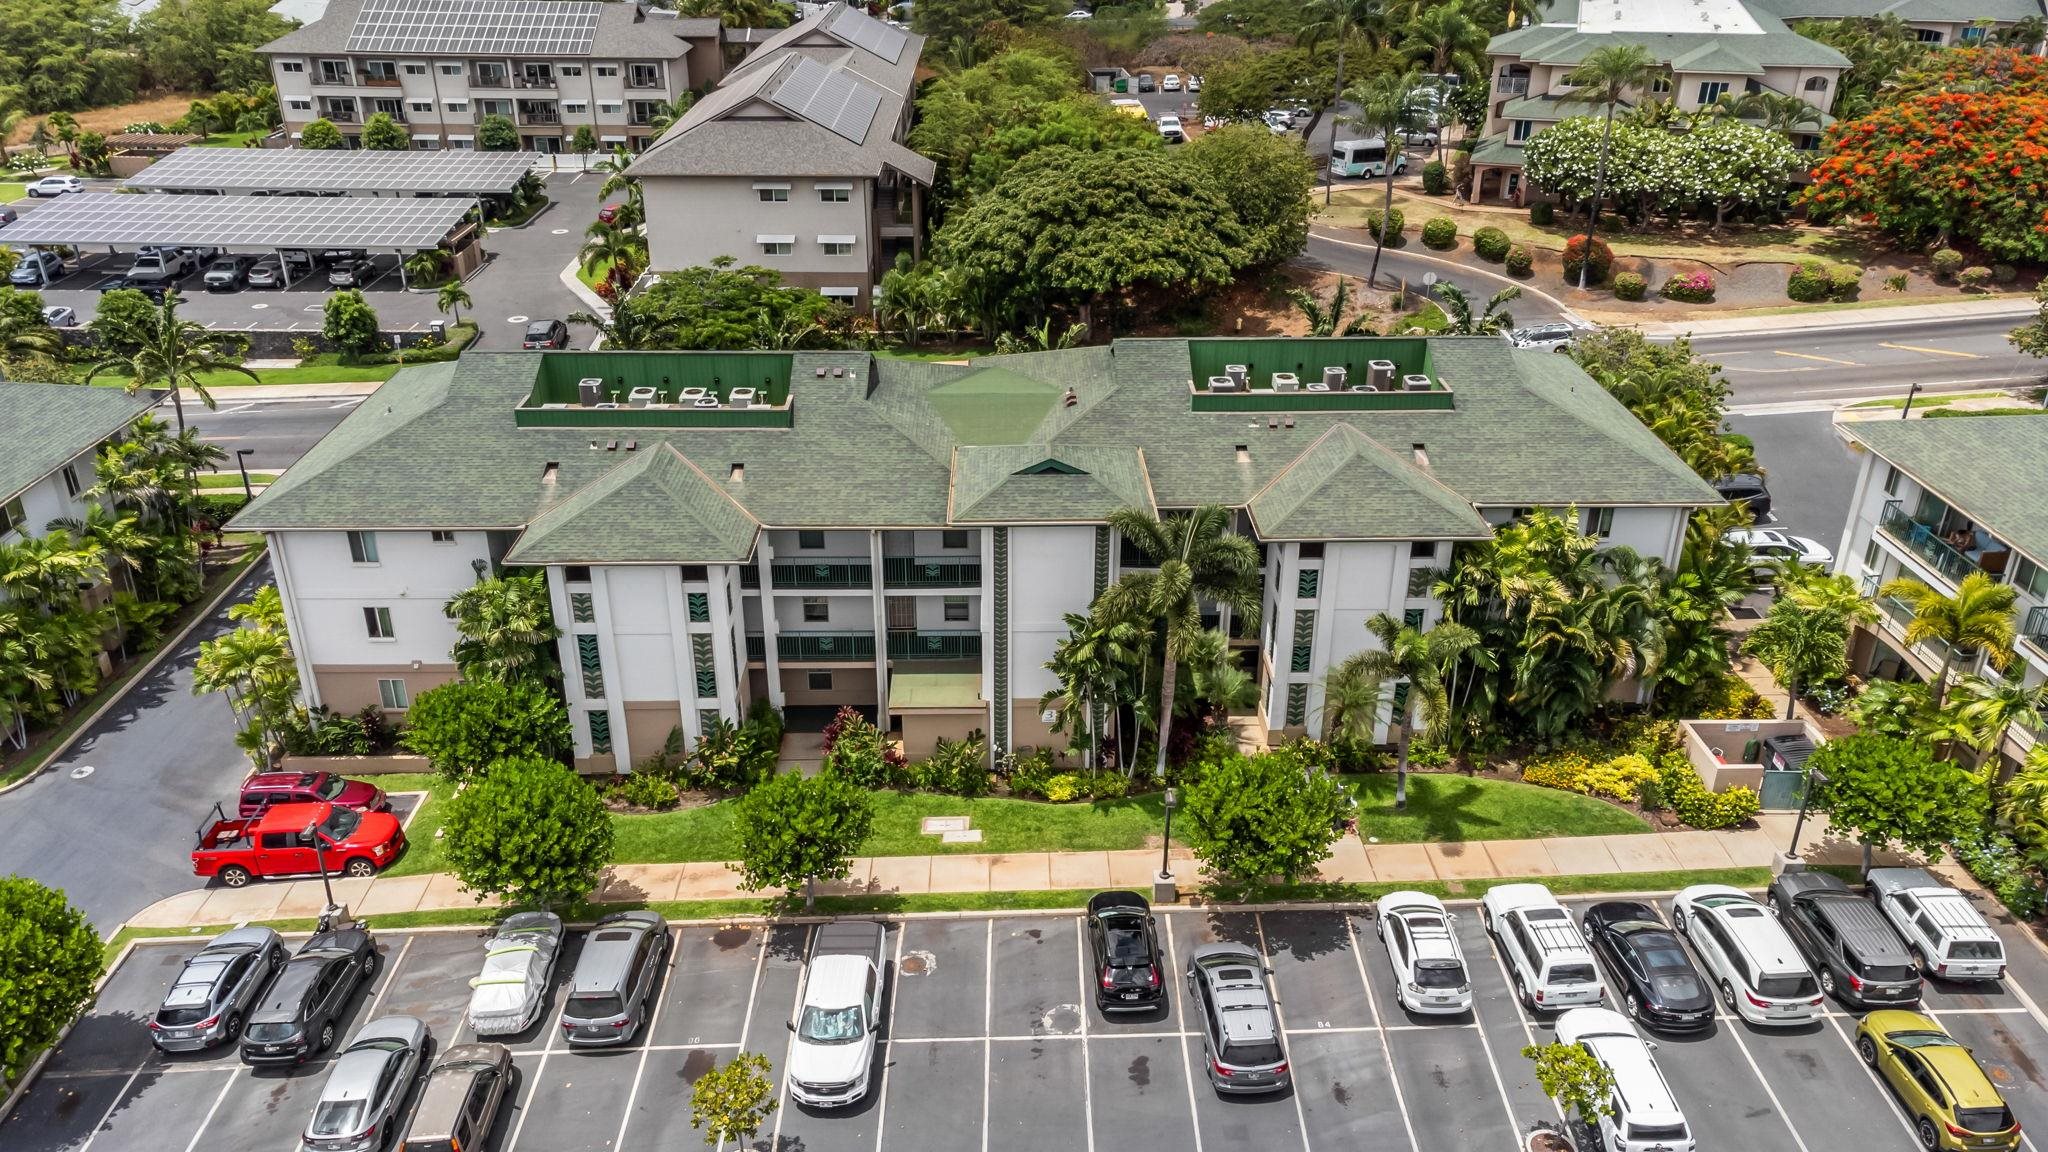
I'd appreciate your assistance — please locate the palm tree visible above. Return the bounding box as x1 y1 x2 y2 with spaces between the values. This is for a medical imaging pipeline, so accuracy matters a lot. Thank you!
568 298 666 351
403 249 445 288
437 282 472 327
1043 604 1153 772
444 570 560 684
0 306 62 361
1743 596 1849 721
1180 629 1259 723
580 221 648 297
1431 284 1521 334
193 625 298 750
0 532 106 614
1099 506 1262 781
230 583 289 633
1401 2 1487 163
1299 0 1389 203
1287 278 1377 336
83 293 259 432
1326 614 1479 809
1561 44 1662 288
1955 675 2048 782
646 94 699 133
1879 572 2018 708
878 253 932 346
1345 71 1423 287
46 505 147 593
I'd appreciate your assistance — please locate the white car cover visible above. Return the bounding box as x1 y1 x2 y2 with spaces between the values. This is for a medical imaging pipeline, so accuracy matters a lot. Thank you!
467 912 563 1035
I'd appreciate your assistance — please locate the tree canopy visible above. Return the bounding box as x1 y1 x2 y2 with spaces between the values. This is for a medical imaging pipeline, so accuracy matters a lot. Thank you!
441 755 615 906
135 0 293 93
0 877 102 1082
732 769 875 910
1183 123 1317 268
620 258 850 350
1524 115 1794 226
1179 748 1348 884
0 0 137 112
910 49 1156 202
400 678 573 779
1809 733 1986 860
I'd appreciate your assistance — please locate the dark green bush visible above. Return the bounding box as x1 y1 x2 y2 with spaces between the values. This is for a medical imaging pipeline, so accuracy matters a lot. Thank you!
1951 830 2047 919
1530 200 1554 226
1931 248 1965 280
1421 217 1457 249
1472 226 1511 262
1421 160 1449 195
1363 207 1407 242
612 771 681 810
1613 271 1646 301
909 734 992 797
1786 260 1831 302
1505 245 1534 276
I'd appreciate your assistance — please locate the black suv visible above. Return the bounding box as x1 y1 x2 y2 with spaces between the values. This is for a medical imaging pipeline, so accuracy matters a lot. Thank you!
239 927 380 1066
1771 872 1921 1007
1086 891 1164 1013
1580 901 1714 1033
1714 473 1772 522
522 319 569 349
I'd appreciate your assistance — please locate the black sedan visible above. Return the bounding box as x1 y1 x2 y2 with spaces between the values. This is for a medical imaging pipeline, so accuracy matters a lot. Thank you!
239 927 380 1067
1581 900 1714 1033
1086 891 1165 1013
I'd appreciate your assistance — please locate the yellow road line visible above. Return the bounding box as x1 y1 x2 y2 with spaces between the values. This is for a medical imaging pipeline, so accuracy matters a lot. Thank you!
1772 350 1861 366
1880 342 1983 359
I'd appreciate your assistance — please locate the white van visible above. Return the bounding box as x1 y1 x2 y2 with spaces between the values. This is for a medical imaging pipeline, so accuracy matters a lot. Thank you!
1670 885 1822 1026
1557 1007 1695 1152
1331 138 1410 179
1483 884 1604 1010
1867 867 2006 981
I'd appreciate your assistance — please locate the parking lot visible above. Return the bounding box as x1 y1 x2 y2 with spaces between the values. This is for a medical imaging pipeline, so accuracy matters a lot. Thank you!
12 894 2048 1152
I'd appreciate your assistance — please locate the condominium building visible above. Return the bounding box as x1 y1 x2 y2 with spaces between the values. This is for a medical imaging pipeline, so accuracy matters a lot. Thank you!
229 338 1719 771
1 385 156 550
1758 0 2046 47
259 0 724 152
628 4 933 311
1471 0 1848 204
1833 416 2048 768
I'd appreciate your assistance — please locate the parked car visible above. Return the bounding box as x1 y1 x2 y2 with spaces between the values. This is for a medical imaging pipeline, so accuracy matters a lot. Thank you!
398 1043 514 1152
0 206 16 227
203 255 254 291
302 1015 430 1152
129 246 199 279
1186 942 1290 1094
1728 528 1832 581
192 800 407 888
1482 883 1603 1011
467 911 565 1036
1162 73 1182 91
319 247 368 266
596 202 622 224
1580 901 1712 1033
1156 115 1185 143
1713 473 1773 522
1136 73 1155 92
1556 1007 1696 1152
1062 7 1091 17
327 257 379 288
93 275 168 301
1867 867 2006 981
1769 871 1921 1007
239 770 390 818
26 175 84 197
1670 884 1822 1026
150 927 288 1053
1187 75 1202 92
245 256 289 288
240 926 380 1067
40 305 76 327
788 920 888 1107
1856 1010 2022 1152
522 319 569 349
1507 322 1580 352
1376 890 1472 1014
1086 891 1164 1013
9 250 66 287
1402 126 1441 147
560 909 668 1047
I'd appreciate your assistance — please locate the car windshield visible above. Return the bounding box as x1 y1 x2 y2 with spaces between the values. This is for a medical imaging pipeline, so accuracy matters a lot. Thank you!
1952 940 2004 960
156 1006 209 1026
1756 973 1819 998
309 1099 367 1137
318 776 349 801
1850 957 1915 983
1223 1039 1283 1067
1888 1030 1959 1050
1627 1123 1689 1142
244 1021 300 1042
1957 1107 2015 1134
566 993 623 1020
1550 963 1597 985
322 808 361 840
1105 924 1150 966
1414 960 1465 989
526 324 553 337
797 1004 865 1044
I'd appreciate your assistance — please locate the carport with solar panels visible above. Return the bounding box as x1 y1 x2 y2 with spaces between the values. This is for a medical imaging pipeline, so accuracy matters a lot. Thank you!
0 191 484 289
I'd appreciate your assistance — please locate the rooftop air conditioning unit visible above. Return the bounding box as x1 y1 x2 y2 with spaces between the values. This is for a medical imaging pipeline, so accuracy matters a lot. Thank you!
1402 373 1433 392
1367 360 1395 389
1305 381 1331 393
1270 372 1299 392
593 402 620 409
693 395 721 408
1324 365 1350 390
728 387 759 407
678 386 708 403
1208 375 1239 393
1350 384 1376 392
577 377 605 406
540 402 571 409
628 386 659 408
1225 363 1248 388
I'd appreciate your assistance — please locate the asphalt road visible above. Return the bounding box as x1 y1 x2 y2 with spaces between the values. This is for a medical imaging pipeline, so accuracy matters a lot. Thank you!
1694 314 2042 407
1728 410 1859 550
190 395 365 472
0 559 270 933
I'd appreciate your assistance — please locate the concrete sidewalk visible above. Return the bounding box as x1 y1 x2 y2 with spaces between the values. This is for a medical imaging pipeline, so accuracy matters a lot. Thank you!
1637 295 2038 339
126 813 1884 930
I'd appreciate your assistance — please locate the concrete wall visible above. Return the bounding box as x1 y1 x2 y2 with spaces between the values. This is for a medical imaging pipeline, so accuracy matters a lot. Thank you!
641 174 875 289
1683 718 1819 793
897 711 983 761
4 452 99 548
1007 526 1097 703
278 753 432 775
311 662 458 714
779 665 877 707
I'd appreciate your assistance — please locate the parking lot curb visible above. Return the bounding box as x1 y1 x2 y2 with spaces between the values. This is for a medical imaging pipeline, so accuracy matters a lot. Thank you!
0 553 266 800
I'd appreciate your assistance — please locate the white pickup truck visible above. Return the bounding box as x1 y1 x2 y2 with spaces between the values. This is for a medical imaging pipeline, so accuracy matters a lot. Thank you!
787 921 887 1107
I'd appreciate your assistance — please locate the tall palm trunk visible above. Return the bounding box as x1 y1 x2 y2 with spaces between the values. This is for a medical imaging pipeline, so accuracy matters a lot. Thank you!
1322 43 1348 207
1933 651 1956 710
167 385 188 434
1784 678 1799 721
1153 658 1178 782
1579 103 1617 290
1368 158 1397 287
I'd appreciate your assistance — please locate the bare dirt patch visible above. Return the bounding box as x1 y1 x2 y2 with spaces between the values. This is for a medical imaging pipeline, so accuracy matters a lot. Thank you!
5 93 213 146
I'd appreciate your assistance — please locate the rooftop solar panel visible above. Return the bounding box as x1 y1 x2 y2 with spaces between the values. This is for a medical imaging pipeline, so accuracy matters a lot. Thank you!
346 0 602 55
770 57 881 146
825 4 907 64
1 193 476 251
126 148 539 195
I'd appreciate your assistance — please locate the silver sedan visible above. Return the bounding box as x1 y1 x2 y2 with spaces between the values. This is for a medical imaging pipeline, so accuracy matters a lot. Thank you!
303 1015 430 1152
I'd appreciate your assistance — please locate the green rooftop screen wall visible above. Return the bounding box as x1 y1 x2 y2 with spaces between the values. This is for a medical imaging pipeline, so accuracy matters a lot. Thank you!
1187 338 1437 392
520 351 797 429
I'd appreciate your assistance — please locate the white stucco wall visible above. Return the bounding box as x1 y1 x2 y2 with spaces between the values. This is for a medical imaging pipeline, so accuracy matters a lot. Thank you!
272 529 488 668
1008 526 1097 701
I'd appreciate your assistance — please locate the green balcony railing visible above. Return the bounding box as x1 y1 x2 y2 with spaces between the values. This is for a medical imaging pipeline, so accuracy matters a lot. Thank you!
771 559 872 589
883 556 981 588
776 631 875 661
2025 606 2048 657
1879 499 1982 586
888 630 982 661
745 633 765 661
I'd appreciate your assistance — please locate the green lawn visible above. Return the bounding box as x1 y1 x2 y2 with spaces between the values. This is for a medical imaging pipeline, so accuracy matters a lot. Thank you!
189 363 402 388
197 131 271 148
1848 390 2003 410
0 184 26 203
1347 773 1650 843
197 471 277 488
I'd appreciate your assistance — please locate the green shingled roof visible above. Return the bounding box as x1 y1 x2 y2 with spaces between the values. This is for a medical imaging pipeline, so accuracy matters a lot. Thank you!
950 443 1154 523
1248 425 1493 542
505 443 760 565
1756 0 2042 23
0 383 156 505
1839 416 2048 566
927 366 1062 445
1488 0 1850 71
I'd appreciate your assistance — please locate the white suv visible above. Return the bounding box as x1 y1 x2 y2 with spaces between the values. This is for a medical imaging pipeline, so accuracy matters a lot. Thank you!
1376 891 1472 1014
1867 867 2006 981
1483 884 1604 1011
1556 1007 1695 1152
1670 884 1821 1026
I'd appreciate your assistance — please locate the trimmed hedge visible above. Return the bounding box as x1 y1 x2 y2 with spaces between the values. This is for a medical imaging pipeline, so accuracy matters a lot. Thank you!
1421 159 1449 195
1931 248 1965 280
1421 216 1457 249
1788 260 1862 303
1472 226 1511 262
1659 270 1716 302
1363 207 1407 241
1658 755 1760 829
1505 245 1534 276
1612 271 1646 301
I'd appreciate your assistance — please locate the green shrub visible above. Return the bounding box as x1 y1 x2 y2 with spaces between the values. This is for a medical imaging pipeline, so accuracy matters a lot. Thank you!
1960 265 1993 290
1086 770 1130 799
1951 830 2047 920
1992 263 2019 285
1659 270 1716 302
1408 740 1451 769
1007 748 1058 797
1931 248 1965 280
1561 234 1613 285
1042 773 1085 802
1786 260 1832 302
1522 751 1660 801
1635 777 1664 811
1505 245 1534 276
1828 264 1863 298
1694 676 1779 720
1421 160 1449 195
821 706 907 788
1612 272 1646 301
1472 226 1511 262
1421 216 1458 249
1658 755 1760 829
612 771 681 810
909 734 992 797
1363 207 1407 242
1530 200 1554 226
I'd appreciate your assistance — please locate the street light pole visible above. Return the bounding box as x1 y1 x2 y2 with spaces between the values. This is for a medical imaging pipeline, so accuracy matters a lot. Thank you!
1158 786 1178 881
235 448 255 502
305 820 337 912
1787 766 1828 858
1900 382 1922 419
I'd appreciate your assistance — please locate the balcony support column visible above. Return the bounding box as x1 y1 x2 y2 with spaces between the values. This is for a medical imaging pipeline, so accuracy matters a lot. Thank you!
757 537 784 709
870 530 889 732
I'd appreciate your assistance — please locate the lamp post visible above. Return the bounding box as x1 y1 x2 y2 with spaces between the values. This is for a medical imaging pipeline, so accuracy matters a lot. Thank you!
1900 382 1922 419
1787 766 1828 860
235 448 255 502
304 819 338 916
1154 786 1180 904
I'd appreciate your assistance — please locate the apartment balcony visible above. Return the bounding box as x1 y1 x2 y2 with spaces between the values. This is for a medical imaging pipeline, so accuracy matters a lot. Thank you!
323 109 358 123
883 556 980 588
888 630 982 661
471 73 510 89
2024 606 2048 660
627 114 656 126
1495 76 1530 97
360 74 402 87
515 76 558 90
316 73 354 87
1877 593 1956 667
1878 499 1997 586
774 631 877 661
771 559 871 590
626 77 664 90
519 110 562 126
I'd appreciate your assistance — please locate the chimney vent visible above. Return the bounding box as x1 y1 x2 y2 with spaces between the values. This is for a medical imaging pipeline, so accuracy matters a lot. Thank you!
624 439 638 451
729 463 745 482
1234 444 1251 464
1412 443 1431 470
541 461 560 483
1062 388 1078 408
606 439 619 452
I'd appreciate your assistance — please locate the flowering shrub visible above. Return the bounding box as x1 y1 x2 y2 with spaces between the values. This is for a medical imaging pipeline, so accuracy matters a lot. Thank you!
1889 47 2048 99
1562 234 1613 284
1422 216 1458 249
1658 754 1759 829
1613 271 1646 300
1473 226 1511 262
1659 270 1716 302
1951 830 2048 920
821 706 907 788
1522 751 1660 801
1505 245 1534 276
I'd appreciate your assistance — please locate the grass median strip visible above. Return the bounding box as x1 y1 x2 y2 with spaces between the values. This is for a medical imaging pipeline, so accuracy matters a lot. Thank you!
1347 773 1649 842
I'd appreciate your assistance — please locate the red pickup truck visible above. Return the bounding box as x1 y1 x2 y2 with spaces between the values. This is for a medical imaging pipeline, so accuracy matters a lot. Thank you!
192 801 407 888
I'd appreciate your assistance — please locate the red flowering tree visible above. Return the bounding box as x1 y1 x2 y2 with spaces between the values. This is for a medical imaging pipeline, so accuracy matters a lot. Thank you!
1561 234 1614 284
1886 47 2048 99
1804 92 2048 262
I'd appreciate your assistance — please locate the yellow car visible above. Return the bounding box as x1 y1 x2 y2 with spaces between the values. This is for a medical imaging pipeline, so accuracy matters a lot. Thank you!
1856 1010 2021 1152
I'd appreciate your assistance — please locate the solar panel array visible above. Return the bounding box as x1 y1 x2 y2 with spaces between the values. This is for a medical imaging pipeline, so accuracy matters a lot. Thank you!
825 4 908 64
770 56 881 146
346 0 602 55
1 193 476 250
127 147 539 194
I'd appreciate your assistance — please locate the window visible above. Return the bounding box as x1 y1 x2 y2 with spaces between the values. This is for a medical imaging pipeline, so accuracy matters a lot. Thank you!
438 62 463 75
562 100 588 114
798 530 825 550
1404 608 1426 630
1863 540 1880 573
347 530 379 564
760 240 793 255
410 101 433 113
628 63 661 88
1804 76 1829 91
281 60 306 73
1298 541 1324 560
944 597 969 622
565 564 591 582
588 711 612 754
1409 540 1435 560
0 497 25 536
62 464 81 499
444 100 469 113
559 64 584 77
363 606 395 639
756 185 790 202
595 65 619 77
1511 119 1533 142
377 678 409 709
403 63 427 75
1914 27 1944 42
1585 507 1615 538
820 238 855 256
289 99 314 112
1650 75 1672 94
808 671 833 691
2016 556 2048 599
1960 24 1987 42
942 530 969 550
1696 81 1730 104
430 530 456 543
1882 464 1901 495
802 598 829 622
818 185 851 202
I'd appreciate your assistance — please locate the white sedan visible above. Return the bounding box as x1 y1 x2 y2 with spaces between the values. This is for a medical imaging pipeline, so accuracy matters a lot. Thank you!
466 911 564 1035
1162 74 1182 92
26 175 84 197
1376 891 1473 1014
41 305 77 327
1727 528 1832 582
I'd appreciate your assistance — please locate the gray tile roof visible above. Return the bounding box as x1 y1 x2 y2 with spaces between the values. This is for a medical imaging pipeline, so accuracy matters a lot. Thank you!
1838 416 2048 566
0 384 157 506
231 338 1721 551
1246 424 1494 542
1754 0 2042 22
1488 0 1850 71
259 0 712 59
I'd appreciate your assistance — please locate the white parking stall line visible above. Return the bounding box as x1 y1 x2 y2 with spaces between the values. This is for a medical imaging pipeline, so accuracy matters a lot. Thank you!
1822 1011 1922 1145
1341 913 1422 1152
1925 1007 2030 1017
1718 1019 1816 1152
506 1041 741 1058
41 1062 243 1080
612 929 683 1152
364 935 415 1017
871 924 908 1152
177 1071 237 1152
1163 919 1204 1152
503 943 571 1152
1074 916 1097 1152
74 1065 148 1152
734 930 771 1052
981 918 993 1152
1252 914 1316 1152
2002 971 2048 1040
765 925 814 1152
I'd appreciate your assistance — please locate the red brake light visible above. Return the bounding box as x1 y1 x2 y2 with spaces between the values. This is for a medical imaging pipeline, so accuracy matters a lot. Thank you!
1847 973 1864 992
1534 989 1546 1003
1745 990 1770 1007
1211 1057 1233 1077
1271 1062 1289 1076
613 1020 629 1028
1147 966 1161 988
147 1019 162 1031
198 1014 220 1029
1947 1124 1971 1138
1101 968 1116 989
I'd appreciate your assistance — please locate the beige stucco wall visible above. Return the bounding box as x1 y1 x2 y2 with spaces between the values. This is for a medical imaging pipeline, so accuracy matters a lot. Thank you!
1683 718 1819 793
898 711 984 761
779 666 878 708
623 701 682 768
1010 701 1086 767
312 663 459 715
